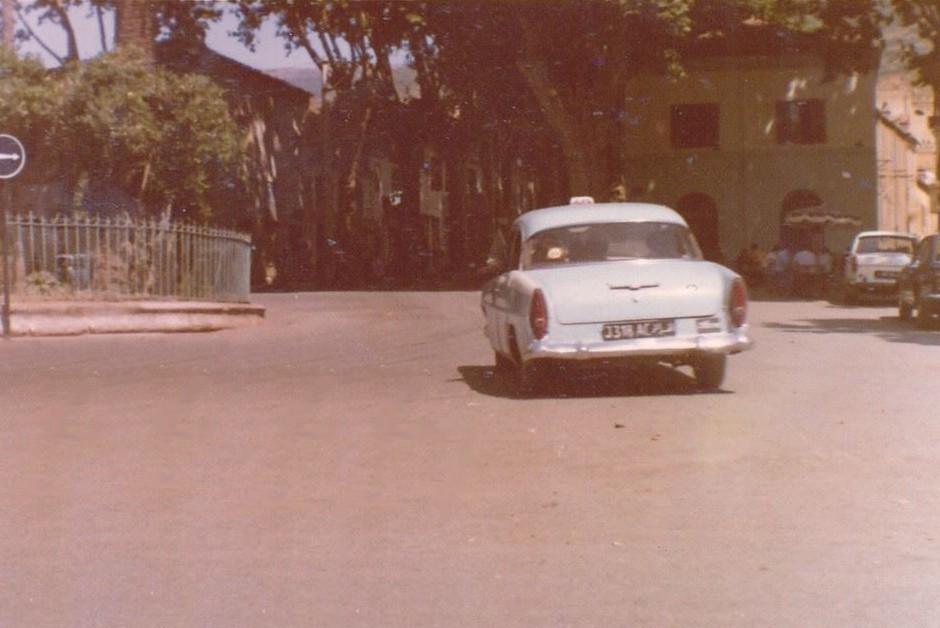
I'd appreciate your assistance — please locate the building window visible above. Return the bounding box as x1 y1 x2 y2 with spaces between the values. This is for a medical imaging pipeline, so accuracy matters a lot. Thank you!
776 99 826 144
431 159 444 191
670 103 719 149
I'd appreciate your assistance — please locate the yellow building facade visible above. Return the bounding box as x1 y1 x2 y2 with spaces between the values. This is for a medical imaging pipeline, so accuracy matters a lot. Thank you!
622 52 936 260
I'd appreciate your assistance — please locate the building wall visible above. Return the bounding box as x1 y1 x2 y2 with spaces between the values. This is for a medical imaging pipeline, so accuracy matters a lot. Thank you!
622 54 880 257
875 72 938 237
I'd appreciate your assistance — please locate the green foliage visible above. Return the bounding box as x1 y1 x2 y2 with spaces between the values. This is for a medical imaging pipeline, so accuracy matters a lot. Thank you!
0 47 243 221
57 48 162 185
0 49 64 149
138 68 242 220
889 0 940 85
230 1 888 198
233 1 429 95
24 270 61 296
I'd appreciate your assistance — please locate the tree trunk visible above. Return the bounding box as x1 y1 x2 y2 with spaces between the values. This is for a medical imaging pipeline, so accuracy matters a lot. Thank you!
514 28 620 201
114 0 156 63
49 0 80 62
2 0 14 50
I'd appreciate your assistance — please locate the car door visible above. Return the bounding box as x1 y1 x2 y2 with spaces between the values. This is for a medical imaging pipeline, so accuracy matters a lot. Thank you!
911 236 936 304
926 237 940 298
899 239 921 304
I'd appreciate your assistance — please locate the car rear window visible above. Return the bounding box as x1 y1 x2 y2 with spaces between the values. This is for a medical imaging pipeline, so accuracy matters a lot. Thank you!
523 222 702 269
856 236 914 255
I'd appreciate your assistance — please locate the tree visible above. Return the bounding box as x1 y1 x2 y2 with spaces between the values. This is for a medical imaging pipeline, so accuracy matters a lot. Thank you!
231 1 887 204
890 1 940 177
891 0 940 204
5 1 241 219
2 0 15 49
232 1 429 206
0 47 242 220
114 0 155 61
13 0 220 67
421 1 886 200
890 0 939 71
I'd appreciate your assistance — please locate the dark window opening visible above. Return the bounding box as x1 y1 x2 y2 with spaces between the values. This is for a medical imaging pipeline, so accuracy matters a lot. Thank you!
776 99 826 144
670 103 720 149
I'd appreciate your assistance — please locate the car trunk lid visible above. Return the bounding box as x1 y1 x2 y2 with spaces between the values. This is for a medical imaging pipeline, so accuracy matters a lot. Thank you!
534 261 722 324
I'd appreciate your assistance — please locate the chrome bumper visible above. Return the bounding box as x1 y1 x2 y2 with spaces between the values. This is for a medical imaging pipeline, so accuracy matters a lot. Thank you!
526 326 753 361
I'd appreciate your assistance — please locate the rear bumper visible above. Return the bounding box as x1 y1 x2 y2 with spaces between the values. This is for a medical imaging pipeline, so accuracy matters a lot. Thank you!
847 272 901 292
526 326 753 362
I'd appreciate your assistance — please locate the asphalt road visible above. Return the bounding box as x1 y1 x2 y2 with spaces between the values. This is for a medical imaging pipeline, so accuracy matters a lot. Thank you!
2 291 939 627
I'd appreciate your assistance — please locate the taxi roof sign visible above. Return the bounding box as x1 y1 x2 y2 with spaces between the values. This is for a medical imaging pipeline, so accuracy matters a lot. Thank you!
569 196 594 205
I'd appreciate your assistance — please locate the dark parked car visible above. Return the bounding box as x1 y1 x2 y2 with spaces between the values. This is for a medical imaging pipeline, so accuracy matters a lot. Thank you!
898 234 940 328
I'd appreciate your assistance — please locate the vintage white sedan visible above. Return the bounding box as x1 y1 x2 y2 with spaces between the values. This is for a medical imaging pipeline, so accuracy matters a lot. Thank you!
842 230 917 302
481 200 753 392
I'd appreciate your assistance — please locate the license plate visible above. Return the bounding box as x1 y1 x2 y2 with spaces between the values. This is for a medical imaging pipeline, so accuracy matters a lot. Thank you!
875 270 898 279
602 319 675 341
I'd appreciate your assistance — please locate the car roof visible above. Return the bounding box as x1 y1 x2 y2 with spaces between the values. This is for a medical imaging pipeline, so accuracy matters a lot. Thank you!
514 202 687 239
854 231 916 239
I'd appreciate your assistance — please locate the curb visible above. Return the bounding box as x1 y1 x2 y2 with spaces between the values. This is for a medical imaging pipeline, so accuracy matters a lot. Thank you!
5 300 266 337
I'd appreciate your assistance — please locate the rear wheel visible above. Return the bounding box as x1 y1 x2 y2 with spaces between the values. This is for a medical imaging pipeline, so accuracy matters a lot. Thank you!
494 350 540 394
693 354 727 391
899 298 913 321
505 328 542 395
842 285 857 305
494 351 513 376
516 361 543 395
917 299 935 329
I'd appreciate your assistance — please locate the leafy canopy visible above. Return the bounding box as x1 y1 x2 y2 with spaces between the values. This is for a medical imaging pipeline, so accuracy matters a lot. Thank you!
231 1 887 198
0 46 242 220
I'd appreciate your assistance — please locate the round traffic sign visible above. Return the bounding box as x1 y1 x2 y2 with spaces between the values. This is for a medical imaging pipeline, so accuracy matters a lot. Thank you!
0 134 26 180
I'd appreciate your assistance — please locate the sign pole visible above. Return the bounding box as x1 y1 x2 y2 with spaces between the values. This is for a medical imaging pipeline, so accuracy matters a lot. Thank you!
1 182 9 338
0 134 27 338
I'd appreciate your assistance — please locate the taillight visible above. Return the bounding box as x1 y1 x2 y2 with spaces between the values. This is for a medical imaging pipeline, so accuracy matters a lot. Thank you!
529 289 549 340
729 279 748 328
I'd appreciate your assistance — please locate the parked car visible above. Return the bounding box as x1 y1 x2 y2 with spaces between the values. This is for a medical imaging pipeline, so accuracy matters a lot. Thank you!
842 231 916 302
898 234 940 328
480 199 753 393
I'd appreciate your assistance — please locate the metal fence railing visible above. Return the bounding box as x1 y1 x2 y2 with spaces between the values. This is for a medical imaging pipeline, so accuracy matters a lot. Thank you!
1 213 252 302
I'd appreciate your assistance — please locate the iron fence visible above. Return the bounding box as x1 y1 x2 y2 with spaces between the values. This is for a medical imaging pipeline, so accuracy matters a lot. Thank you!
2 213 252 302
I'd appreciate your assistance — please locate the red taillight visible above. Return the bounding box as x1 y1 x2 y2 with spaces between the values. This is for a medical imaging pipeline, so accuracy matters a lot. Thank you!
729 279 748 328
529 289 549 340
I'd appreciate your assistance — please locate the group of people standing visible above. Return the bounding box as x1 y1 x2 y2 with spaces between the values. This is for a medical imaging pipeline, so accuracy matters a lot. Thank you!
734 242 837 297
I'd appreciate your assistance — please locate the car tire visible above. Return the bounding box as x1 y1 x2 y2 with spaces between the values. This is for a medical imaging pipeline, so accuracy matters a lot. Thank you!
899 299 913 321
495 350 531 395
494 351 513 376
516 361 542 395
917 300 934 329
842 285 856 305
693 354 726 391
505 328 540 396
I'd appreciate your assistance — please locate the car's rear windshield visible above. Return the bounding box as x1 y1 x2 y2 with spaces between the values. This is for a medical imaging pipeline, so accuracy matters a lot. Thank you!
856 236 914 255
523 222 702 269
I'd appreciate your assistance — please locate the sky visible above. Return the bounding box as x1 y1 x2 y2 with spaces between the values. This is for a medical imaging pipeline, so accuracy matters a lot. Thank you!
15 2 309 71
203 8 310 70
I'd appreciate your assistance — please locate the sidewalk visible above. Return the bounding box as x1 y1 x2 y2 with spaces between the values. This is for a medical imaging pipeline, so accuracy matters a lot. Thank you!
3 299 266 337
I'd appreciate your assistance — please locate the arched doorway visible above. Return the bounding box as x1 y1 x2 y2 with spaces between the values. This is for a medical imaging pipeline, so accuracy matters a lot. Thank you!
779 189 823 252
676 193 723 263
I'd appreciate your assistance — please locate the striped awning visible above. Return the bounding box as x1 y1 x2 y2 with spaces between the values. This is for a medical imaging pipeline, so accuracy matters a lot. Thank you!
783 206 862 228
